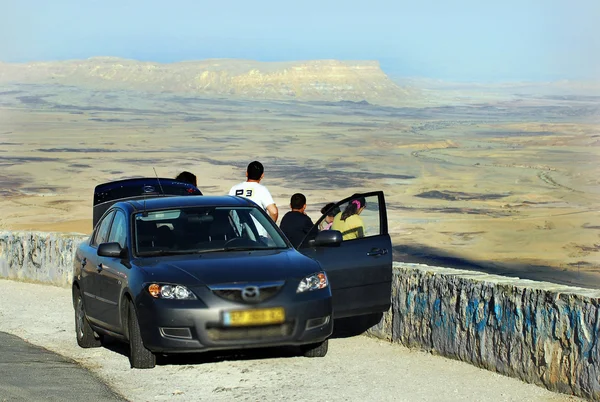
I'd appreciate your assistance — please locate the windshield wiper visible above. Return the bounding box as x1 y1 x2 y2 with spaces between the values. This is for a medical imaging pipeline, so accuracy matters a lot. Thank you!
137 250 197 257
199 246 287 254
138 246 288 256
197 247 256 254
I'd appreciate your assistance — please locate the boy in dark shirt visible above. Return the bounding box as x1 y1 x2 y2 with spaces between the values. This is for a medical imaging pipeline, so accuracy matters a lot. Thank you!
280 193 318 248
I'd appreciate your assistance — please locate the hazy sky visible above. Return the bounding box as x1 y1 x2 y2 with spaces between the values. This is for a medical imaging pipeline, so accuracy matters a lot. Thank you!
2 0 599 81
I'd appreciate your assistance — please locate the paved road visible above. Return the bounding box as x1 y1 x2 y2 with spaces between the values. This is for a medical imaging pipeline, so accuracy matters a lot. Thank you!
0 279 580 402
0 331 124 402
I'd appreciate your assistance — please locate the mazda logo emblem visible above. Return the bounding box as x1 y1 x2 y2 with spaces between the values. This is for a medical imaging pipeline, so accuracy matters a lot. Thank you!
241 286 260 302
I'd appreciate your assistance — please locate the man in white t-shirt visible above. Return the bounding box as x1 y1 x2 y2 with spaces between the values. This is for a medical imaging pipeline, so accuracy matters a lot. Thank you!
228 161 279 223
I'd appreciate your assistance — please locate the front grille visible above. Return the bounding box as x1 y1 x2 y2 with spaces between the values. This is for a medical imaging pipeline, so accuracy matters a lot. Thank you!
206 323 293 341
212 285 283 304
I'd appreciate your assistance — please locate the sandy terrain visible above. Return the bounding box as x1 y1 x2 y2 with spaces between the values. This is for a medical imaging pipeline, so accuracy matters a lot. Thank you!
0 83 599 286
0 279 580 401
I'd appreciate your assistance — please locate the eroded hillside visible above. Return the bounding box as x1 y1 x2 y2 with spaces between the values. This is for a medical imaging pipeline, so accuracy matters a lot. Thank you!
0 57 417 105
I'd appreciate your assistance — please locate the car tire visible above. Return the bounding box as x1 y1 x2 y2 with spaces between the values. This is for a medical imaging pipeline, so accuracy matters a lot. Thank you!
301 339 328 358
74 288 102 348
128 301 156 369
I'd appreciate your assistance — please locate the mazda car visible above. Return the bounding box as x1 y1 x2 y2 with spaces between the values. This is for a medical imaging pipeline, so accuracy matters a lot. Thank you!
72 178 392 369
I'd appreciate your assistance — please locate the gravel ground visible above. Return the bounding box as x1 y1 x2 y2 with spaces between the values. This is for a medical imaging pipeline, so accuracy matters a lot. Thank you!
0 279 581 402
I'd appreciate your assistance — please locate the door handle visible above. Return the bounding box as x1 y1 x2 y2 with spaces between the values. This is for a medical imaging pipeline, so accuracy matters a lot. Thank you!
367 248 388 257
81 258 87 267
97 263 103 273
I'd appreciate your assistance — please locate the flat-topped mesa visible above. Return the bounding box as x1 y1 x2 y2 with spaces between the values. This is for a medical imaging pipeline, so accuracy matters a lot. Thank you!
0 57 414 104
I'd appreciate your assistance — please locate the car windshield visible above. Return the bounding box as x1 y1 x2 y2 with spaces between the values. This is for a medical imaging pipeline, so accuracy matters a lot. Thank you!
134 206 289 256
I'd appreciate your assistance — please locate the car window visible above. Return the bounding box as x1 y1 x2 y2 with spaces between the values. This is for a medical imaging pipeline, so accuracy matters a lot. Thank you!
91 210 115 247
327 194 381 242
133 206 288 256
107 210 127 248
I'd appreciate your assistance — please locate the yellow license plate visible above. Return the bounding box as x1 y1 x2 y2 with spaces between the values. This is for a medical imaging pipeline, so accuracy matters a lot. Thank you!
223 307 285 327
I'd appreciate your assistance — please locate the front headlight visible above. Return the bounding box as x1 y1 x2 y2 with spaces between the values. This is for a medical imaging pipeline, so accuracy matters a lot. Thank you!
147 283 197 300
296 272 328 293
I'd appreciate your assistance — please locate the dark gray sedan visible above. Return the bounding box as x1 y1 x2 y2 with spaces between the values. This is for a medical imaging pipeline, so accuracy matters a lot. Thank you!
72 178 392 369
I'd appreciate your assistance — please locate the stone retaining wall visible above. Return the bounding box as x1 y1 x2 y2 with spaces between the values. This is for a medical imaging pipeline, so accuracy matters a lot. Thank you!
367 263 600 400
1 231 598 399
0 231 88 287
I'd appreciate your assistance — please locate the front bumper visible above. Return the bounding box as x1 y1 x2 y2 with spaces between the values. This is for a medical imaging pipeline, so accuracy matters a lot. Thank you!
136 286 333 354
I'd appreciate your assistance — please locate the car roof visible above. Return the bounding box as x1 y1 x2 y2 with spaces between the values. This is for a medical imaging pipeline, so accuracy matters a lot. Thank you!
120 195 256 212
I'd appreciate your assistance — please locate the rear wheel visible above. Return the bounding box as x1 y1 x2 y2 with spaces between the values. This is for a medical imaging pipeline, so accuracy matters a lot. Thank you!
74 288 102 348
128 301 156 369
301 339 328 357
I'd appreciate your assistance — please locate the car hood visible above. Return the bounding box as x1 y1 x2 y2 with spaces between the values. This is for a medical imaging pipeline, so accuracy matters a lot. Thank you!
134 249 321 286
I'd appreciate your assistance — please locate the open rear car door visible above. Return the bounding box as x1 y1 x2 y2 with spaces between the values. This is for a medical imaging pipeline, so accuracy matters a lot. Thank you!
298 191 392 319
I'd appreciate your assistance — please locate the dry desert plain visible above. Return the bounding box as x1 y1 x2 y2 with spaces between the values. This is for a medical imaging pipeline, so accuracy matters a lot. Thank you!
0 83 599 287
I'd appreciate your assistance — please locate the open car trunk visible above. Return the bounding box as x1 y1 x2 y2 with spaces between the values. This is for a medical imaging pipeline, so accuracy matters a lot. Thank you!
93 178 202 228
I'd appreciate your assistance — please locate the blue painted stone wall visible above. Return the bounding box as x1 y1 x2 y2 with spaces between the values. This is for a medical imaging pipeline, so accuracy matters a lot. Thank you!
367 263 600 400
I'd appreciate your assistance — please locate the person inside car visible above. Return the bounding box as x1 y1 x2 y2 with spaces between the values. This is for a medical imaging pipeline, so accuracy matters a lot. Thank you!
331 197 366 240
318 202 340 231
280 193 318 248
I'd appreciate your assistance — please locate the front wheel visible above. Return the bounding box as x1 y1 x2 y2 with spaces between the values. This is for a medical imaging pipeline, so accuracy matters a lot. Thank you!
301 339 328 358
74 288 102 348
128 301 156 369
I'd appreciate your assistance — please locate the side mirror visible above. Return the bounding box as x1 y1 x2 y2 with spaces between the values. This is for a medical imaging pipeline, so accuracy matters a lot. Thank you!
97 242 127 258
310 230 343 247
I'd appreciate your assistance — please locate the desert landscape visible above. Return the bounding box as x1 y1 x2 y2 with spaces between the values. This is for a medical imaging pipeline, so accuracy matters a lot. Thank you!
1 58 599 287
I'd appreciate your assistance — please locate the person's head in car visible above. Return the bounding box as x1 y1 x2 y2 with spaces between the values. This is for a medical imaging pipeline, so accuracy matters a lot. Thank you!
320 202 340 230
175 171 197 187
340 197 366 221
